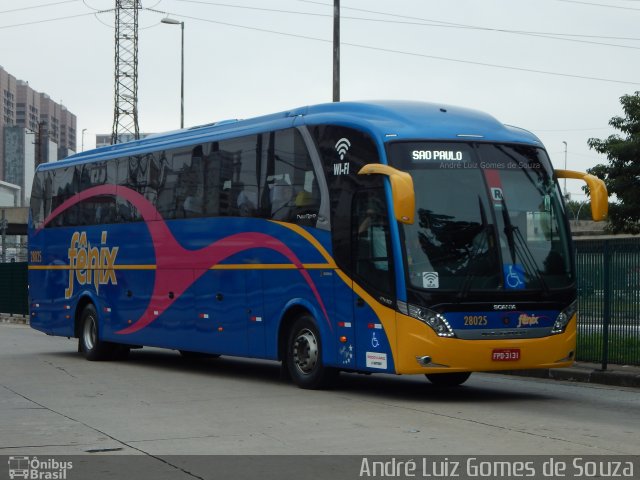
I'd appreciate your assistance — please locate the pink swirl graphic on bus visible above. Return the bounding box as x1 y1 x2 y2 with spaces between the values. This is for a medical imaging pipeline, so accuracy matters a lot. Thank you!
37 185 332 334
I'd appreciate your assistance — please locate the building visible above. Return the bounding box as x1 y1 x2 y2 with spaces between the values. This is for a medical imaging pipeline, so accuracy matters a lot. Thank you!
0 67 17 180
0 180 20 207
3 126 35 206
0 65 77 206
16 80 40 132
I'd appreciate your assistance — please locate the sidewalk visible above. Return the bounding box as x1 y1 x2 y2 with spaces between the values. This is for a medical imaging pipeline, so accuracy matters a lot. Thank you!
502 362 640 388
2 314 638 388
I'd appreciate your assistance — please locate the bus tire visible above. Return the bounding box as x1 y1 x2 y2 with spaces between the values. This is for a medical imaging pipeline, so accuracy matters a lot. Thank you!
286 315 337 389
425 372 471 386
79 304 114 361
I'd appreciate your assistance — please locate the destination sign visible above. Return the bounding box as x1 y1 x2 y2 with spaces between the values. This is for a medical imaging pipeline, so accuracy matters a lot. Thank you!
412 150 465 161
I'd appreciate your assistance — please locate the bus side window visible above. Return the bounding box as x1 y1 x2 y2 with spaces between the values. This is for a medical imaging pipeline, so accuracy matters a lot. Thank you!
218 135 260 218
31 172 45 229
116 156 142 222
50 166 81 227
266 129 321 225
204 142 230 217
156 146 206 220
77 161 117 225
352 189 394 296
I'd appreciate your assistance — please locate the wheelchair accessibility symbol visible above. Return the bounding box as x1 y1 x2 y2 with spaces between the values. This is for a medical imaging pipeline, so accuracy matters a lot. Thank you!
504 264 525 290
371 332 380 348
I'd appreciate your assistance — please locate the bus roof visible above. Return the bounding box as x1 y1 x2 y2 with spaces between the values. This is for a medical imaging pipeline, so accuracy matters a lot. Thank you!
44 100 542 170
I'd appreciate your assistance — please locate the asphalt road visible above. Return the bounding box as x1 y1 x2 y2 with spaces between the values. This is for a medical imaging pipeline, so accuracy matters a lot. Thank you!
1 323 639 457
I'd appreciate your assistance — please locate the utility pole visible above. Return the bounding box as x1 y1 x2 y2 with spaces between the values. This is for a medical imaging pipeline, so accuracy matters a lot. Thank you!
333 0 340 102
562 141 568 198
112 0 141 144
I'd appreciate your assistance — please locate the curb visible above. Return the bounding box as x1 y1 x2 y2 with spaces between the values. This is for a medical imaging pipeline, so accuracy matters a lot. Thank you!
0 313 29 325
502 366 640 388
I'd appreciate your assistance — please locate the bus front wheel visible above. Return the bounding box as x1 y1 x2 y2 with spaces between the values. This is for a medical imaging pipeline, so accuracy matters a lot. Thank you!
286 315 337 389
79 304 115 361
425 372 471 386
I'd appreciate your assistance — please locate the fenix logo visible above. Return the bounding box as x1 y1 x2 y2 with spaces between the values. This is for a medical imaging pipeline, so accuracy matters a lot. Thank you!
65 231 119 299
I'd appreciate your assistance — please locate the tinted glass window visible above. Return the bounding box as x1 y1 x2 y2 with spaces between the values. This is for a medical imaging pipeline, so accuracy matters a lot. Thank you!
43 170 53 225
116 153 168 222
205 141 234 216
155 146 206 220
388 141 573 292
352 187 394 296
217 135 260 217
30 171 45 228
77 161 118 225
265 129 320 225
174 145 207 218
50 166 81 227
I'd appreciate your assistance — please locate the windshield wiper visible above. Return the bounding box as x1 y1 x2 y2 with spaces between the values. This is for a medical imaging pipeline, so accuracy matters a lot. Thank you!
501 197 550 296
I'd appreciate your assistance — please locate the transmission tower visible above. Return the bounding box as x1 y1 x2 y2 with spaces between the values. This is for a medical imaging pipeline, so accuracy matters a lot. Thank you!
111 0 140 144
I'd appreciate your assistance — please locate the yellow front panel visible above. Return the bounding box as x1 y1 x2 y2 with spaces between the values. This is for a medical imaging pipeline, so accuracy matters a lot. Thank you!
394 313 577 374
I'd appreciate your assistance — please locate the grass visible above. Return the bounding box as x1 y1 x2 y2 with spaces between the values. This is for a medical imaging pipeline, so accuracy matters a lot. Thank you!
577 332 640 365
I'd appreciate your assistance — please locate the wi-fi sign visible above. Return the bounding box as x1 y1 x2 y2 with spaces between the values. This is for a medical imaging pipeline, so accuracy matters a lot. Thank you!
422 271 439 289
335 138 351 160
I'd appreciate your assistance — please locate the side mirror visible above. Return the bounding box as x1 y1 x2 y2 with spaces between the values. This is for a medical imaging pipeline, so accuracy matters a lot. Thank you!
358 164 415 224
555 169 608 221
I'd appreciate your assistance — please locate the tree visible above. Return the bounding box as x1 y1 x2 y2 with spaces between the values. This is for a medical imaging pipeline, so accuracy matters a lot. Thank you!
587 91 640 234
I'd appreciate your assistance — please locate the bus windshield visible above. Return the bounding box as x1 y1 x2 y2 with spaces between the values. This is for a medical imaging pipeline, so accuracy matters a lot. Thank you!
388 142 573 293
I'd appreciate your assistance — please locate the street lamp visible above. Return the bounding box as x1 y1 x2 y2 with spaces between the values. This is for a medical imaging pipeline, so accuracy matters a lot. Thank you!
81 128 87 152
161 17 185 129
562 141 568 198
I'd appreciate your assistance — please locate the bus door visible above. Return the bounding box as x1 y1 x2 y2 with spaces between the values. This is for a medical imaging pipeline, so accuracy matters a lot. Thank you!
350 188 396 373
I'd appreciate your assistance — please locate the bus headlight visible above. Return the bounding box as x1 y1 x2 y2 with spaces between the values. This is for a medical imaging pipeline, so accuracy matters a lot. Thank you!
552 301 578 334
398 301 455 337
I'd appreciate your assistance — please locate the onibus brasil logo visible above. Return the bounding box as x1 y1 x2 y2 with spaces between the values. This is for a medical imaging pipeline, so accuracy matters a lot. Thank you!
8 456 73 479
65 231 119 299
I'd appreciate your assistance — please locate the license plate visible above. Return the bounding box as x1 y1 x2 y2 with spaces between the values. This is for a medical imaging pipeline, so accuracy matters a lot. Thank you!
492 348 521 361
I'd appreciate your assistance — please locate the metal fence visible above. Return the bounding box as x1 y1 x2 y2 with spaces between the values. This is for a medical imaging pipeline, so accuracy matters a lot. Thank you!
0 261 28 315
575 238 640 368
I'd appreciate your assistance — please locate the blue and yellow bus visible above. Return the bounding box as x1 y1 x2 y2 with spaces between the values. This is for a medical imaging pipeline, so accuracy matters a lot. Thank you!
28 101 607 388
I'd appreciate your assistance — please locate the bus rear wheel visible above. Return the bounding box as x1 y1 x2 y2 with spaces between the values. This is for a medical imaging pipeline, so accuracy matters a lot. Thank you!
425 372 471 386
286 315 337 389
79 304 115 361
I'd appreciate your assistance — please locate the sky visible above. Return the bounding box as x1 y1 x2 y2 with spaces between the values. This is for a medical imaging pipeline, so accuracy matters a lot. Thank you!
1 0 639 201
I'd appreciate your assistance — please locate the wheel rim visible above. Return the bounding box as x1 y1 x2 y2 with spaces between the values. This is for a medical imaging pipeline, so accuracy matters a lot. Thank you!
292 328 319 375
83 315 97 351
